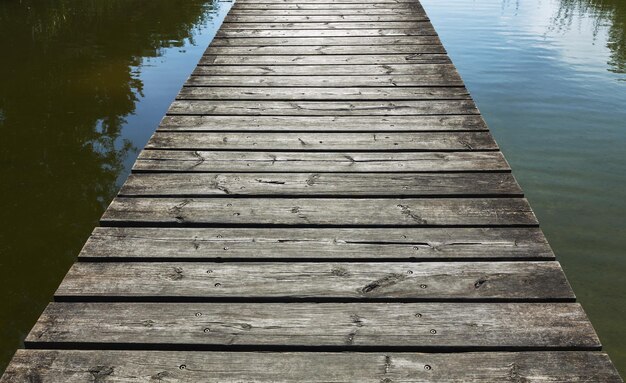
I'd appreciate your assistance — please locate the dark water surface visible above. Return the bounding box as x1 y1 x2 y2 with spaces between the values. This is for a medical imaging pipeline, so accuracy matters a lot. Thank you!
0 0 624 376
421 0 626 374
0 0 232 372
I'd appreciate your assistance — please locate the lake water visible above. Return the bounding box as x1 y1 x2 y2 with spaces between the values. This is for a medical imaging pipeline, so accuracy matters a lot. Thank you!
0 0 624 376
0 0 233 373
420 0 626 373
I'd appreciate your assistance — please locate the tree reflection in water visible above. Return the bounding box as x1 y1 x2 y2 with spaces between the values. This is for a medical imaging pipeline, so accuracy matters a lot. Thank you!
0 0 223 372
553 0 626 73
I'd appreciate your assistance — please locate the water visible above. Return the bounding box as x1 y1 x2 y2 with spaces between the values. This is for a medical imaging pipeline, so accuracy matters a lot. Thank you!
420 0 626 373
0 0 624 376
0 0 232 373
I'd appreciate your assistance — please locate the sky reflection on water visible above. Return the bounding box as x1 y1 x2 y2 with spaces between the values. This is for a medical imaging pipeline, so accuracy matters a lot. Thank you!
421 0 626 373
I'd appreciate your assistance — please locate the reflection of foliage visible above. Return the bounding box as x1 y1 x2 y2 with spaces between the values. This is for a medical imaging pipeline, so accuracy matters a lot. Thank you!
0 0 220 205
553 0 626 73
0 0 218 373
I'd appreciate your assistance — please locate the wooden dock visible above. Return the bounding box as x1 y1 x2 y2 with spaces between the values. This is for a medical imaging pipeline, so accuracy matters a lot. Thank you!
2 0 622 381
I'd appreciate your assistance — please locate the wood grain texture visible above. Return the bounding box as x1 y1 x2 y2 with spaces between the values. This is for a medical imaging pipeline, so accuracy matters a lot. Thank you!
204 45 446 55
185 74 463 87
217 28 437 37
219 21 438 30
56 261 573 301
158 115 488 132
146 132 496 151
233 3 426 10
209 36 440 46
78 227 555 261
100 197 537 227
167 100 476 116
234 0 425 3
200 54 451 65
191 63 460 76
4 351 621 383
228 9 426 16
224 15 430 23
119 172 520 197
26 302 600 349
133 150 510 172
178 86 468 101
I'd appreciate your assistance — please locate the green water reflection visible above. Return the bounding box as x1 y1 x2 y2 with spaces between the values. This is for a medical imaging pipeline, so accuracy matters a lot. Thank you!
421 0 626 374
554 0 626 74
0 0 231 373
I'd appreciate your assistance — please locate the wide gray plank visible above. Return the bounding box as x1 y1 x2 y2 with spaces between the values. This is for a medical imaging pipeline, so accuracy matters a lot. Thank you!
119 173 520 197
26 302 599 349
210 36 439 46
146 132 495 151
220 21 437 30
234 3 425 9
230 2 424 10
192 63 459 75
178 86 467 101
200 54 451 65
133 151 510 172
185 75 463 87
158 115 488 132
100 197 537 226
3 350 621 383
79 227 555 261
217 28 437 37
235 0 424 3
204 45 446 55
229 9 426 16
56 261 573 301
224 15 429 23
167 100 476 115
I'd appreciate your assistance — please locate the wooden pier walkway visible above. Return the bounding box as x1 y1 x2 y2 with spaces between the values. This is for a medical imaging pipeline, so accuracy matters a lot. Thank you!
2 0 622 381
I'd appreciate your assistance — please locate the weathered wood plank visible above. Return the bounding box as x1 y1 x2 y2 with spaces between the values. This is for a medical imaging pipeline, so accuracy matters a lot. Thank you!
185 75 463 87
167 101 476 116
100 197 537 227
204 45 446 55
25 302 600 349
79 227 555 261
200 54 451 65
228 9 426 16
234 3 425 10
5 350 621 383
56 261 573 301
228 1 424 12
210 36 439 46
235 0 424 3
220 21 436 30
146 132 496 151
178 86 467 101
217 28 437 37
224 15 429 23
119 172 520 197
158 115 488 132
133 151 510 172
192 64 458 76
